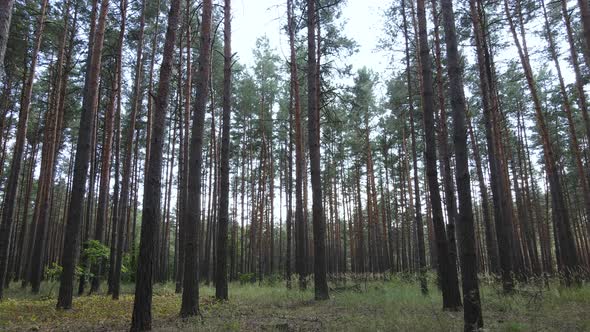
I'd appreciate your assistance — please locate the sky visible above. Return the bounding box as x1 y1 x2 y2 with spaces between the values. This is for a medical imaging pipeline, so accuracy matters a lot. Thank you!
232 0 390 79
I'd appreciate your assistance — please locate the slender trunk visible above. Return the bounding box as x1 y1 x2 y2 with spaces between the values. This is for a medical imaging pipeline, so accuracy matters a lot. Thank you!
286 69 294 287
469 0 514 290
403 0 427 293
577 0 590 68
215 0 231 300
430 0 459 270
30 0 71 293
92 0 132 295
307 0 328 300
176 0 191 294
0 0 16 81
561 0 590 156
441 0 483 328
130 0 182 328
57 0 110 309
541 0 590 240
466 110 498 275
144 0 162 179
416 0 461 310
287 0 306 291
110 0 136 297
181 0 213 317
0 0 48 299
505 0 579 284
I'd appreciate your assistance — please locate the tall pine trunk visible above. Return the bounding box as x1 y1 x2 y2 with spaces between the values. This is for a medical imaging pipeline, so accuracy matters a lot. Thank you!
215 0 232 301
0 0 16 81
29 0 71 294
307 0 329 301
92 0 127 295
441 0 483 328
57 0 109 309
504 0 580 285
181 0 213 317
470 0 513 290
577 0 590 68
0 0 48 299
130 0 182 328
402 0 427 293
416 0 461 310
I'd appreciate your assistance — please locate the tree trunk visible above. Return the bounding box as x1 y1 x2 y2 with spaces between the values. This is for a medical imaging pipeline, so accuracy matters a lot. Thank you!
541 0 590 243
29 0 71 294
143 0 162 179
416 0 462 310
402 0 427 293
430 0 460 276
57 0 109 309
110 0 134 298
130 0 181 328
469 0 514 291
287 0 307 291
504 0 580 285
307 0 328 300
0 0 16 81
441 0 483 328
560 0 590 153
0 0 48 300
181 0 213 317
577 0 590 68
90 0 127 295
215 0 232 300
466 109 498 275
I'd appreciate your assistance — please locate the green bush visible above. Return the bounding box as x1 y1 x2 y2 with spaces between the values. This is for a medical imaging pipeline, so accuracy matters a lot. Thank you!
121 253 136 282
262 273 282 286
83 240 110 266
44 262 62 281
238 273 256 284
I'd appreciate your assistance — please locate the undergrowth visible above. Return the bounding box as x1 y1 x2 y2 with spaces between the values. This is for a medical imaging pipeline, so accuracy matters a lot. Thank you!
0 275 588 331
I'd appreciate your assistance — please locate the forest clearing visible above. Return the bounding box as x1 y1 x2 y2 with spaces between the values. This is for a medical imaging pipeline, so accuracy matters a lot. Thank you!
1 0 590 330
2 277 590 331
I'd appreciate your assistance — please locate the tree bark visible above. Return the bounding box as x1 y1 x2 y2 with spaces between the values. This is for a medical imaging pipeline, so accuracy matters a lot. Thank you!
416 0 462 310
466 109 497 275
577 0 590 68
469 0 513 290
0 0 16 82
560 0 590 156
505 0 580 285
29 0 71 294
541 0 590 241
56 0 109 308
0 0 48 300
402 0 427 293
130 0 181 328
215 0 232 301
181 0 213 317
90 0 128 295
440 0 483 328
307 0 329 301
110 0 133 299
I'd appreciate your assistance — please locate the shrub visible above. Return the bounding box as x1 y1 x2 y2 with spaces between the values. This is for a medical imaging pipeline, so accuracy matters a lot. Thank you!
238 273 256 284
44 262 63 281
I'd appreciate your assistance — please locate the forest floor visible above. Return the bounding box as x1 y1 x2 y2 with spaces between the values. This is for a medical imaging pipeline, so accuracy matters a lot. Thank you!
0 275 589 331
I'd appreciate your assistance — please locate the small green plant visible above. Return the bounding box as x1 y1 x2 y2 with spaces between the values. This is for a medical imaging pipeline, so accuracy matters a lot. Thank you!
83 240 110 266
42 263 63 299
263 273 282 286
238 273 256 284
121 253 136 282
44 262 62 281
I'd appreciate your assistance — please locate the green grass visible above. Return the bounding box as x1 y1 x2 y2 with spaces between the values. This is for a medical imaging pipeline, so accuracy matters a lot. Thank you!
1 276 589 331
